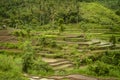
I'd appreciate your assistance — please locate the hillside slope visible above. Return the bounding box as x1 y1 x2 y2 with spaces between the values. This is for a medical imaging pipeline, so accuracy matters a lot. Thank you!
80 3 120 24
0 1 120 30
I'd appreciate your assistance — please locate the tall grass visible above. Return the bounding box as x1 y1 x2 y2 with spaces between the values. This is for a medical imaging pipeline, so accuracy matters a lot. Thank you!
0 54 28 80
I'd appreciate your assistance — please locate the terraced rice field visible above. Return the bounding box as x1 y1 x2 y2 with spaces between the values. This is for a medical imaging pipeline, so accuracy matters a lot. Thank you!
0 27 120 80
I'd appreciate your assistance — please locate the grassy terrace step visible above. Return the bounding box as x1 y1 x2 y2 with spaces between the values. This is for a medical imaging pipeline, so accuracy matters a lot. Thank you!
90 34 120 39
90 49 120 54
0 36 17 42
65 74 97 80
115 46 120 49
0 49 22 52
65 29 110 33
0 49 23 55
0 30 11 36
106 32 120 34
65 29 81 31
92 34 120 40
53 64 73 70
43 34 59 38
78 40 101 46
49 61 71 67
42 58 66 63
34 31 59 36
36 50 49 53
33 46 52 52
56 41 83 45
42 58 74 70
60 34 81 38
35 49 57 55
62 32 103 35
78 42 114 51
0 46 18 49
97 41 110 45
37 53 64 58
33 32 105 40
54 37 86 41
0 42 20 49
35 47 59 53
88 29 110 33
64 38 90 42
90 45 112 50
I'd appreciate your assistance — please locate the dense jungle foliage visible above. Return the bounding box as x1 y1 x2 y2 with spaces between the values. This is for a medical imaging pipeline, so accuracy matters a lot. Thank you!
0 0 120 27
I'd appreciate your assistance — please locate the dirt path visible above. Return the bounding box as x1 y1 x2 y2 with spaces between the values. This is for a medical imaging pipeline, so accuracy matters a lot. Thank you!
0 30 18 42
24 73 98 80
25 58 97 80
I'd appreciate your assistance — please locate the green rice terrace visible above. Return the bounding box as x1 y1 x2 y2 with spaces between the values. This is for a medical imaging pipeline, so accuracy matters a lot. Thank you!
0 0 120 80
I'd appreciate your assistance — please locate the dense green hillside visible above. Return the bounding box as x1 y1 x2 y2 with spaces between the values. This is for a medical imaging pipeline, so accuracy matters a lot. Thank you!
79 3 120 28
0 0 120 29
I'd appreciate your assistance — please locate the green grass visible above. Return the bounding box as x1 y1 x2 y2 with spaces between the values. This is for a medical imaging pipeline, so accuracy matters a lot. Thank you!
0 54 28 80
0 42 20 49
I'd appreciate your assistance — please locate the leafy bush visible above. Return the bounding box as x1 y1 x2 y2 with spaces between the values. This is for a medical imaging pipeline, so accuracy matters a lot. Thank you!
0 71 28 80
87 50 120 77
31 58 54 76
74 58 81 69
115 9 120 16
13 30 30 38
59 25 65 32
22 41 54 76
109 67 120 77
88 61 120 78
22 52 34 73
0 55 14 71
0 54 27 80
101 51 120 66
49 41 57 48
22 41 34 73
37 35 48 47
109 35 116 48
79 21 88 33
80 57 93 65
0 42 19 49
88 61 111 76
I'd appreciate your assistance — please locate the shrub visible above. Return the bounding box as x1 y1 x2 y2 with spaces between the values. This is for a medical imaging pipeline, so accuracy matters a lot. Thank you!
0 42 19 49
13 30 20 36
59 25 65 32
22 41 54 76
13 30 29 38
49 41 58 48
26 28 31 38
115 9 120 16
74 58 81 69
22 52 34 73
0 55 14 71
118 38 120 42
101 51 120 66
0 71 28 80
109 67 120 77
22 41 34 73
80 57 93 65
79 21 88 36
109 35 116 48
37 36 48 47
31 58 54 76
88 61 111 76
0 54 27 80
